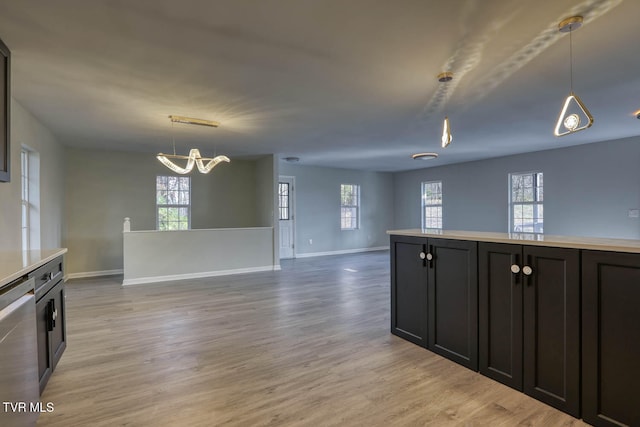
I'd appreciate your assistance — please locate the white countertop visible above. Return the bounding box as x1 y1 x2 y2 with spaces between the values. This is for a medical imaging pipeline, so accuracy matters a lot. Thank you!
0 248 67 289
387 229 640 253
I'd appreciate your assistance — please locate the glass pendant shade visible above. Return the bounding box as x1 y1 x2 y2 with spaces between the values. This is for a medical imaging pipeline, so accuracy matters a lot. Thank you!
441 116 452 148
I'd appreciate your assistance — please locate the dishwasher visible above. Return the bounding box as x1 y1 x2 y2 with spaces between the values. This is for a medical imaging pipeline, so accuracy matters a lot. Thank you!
0 276 39 427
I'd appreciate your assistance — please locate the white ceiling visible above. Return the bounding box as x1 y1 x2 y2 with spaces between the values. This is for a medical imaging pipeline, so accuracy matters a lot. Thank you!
0 0 638 172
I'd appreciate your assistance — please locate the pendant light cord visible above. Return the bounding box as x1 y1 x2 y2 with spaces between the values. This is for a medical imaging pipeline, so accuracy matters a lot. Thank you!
569 26 574 94
171 120 177 156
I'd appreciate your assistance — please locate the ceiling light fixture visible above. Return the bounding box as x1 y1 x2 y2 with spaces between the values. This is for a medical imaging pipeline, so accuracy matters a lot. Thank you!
167 115 220 128
438 72 453 148
157 115 229 174
554 16 593 137
411 152 439 160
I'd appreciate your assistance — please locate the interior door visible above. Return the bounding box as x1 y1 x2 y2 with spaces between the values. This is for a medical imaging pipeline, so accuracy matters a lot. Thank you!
278 176 295 259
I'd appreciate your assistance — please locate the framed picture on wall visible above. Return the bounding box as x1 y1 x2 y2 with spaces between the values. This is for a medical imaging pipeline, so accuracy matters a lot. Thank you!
0 37 10 182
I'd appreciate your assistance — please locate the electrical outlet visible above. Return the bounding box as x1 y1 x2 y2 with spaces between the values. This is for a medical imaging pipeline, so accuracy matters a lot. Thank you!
628 209 640 218
309 239 313 245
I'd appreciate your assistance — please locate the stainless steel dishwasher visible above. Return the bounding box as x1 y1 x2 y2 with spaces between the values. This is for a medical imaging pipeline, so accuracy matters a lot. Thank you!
0 276 39 427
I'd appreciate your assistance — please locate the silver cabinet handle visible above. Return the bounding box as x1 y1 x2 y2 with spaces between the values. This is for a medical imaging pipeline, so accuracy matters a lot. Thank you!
426 253 433 261
510 264 521 274
419 252 426 260
522 265 533 276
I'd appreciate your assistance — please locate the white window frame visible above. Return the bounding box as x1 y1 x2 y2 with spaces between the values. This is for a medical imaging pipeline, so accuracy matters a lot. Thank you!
21 146 40 251
421 181 443 230
21 148 30 251
509 171 543 234
156 175 191 231
340 184 360 230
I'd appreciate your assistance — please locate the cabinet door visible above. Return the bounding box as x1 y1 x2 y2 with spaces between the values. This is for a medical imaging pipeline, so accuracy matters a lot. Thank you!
35 295 53 394
479 242 523 390
523 246 580 417
390 236 428 347
582 250 640 427
49 281 67 369
428 238 478 370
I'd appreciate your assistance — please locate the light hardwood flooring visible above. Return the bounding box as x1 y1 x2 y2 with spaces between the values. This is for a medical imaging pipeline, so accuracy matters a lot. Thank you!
38 251 588 426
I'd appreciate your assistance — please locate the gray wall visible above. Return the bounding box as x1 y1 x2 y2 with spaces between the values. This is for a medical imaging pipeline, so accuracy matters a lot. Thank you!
279 162 394 255
394 136 640 239
255 155 276 228
0 99 64 251
64 147 265 275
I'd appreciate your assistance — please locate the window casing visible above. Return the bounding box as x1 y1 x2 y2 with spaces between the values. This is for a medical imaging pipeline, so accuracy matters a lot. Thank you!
340 184 360 230
509 171 543 233
156 175 191 230
421 181 443 229
21 147 40 251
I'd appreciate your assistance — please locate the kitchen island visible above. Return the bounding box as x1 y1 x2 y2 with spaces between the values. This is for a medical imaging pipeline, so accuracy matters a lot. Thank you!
388 229 640 427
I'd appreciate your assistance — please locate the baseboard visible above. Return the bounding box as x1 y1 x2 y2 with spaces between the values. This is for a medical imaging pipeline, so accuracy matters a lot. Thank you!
122 265 279 286
295 246 389 259
66 269 124 280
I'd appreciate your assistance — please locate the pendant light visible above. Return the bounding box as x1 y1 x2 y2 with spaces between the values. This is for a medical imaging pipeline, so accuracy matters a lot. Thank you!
157 115 230 174
438 72 453 148
554 16 593 137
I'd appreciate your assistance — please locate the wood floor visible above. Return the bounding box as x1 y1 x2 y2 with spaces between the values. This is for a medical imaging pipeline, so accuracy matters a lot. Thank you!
38 251 588 427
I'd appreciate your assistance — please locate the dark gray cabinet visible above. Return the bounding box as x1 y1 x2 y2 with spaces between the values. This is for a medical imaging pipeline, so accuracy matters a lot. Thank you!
427 238 478 370
391 232 640 425
390 235 428 347
31 257 66 394
478 243 522 389
391 235 478 368
479 243 580 417
582 250 640 427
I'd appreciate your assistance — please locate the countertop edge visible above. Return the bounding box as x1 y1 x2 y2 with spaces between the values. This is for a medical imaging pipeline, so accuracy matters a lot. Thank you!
387 229 640 254
0 248 68 289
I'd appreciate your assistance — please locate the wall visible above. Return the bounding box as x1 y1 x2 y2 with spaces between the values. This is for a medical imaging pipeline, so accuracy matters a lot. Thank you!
123 227 276 285
255 155 280 266
394 136 640 239
64 147 264 276
0 99 64 250
279 162 394 256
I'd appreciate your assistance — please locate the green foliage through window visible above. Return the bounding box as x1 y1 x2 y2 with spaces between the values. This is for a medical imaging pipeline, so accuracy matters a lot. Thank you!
156 175 190 230
510 172 543 233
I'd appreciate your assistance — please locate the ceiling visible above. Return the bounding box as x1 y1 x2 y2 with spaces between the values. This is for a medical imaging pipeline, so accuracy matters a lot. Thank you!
0 0 638 172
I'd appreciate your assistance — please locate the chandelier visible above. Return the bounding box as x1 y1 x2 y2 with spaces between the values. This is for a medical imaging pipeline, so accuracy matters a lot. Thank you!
157 115 230 174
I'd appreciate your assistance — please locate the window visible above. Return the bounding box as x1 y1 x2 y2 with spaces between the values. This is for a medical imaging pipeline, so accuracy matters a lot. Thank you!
421 181 442 229
156 175 190 230
340 184 360 230
21 147 40 251
278 182 290 220
21 149 30 250
510 171 543 233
